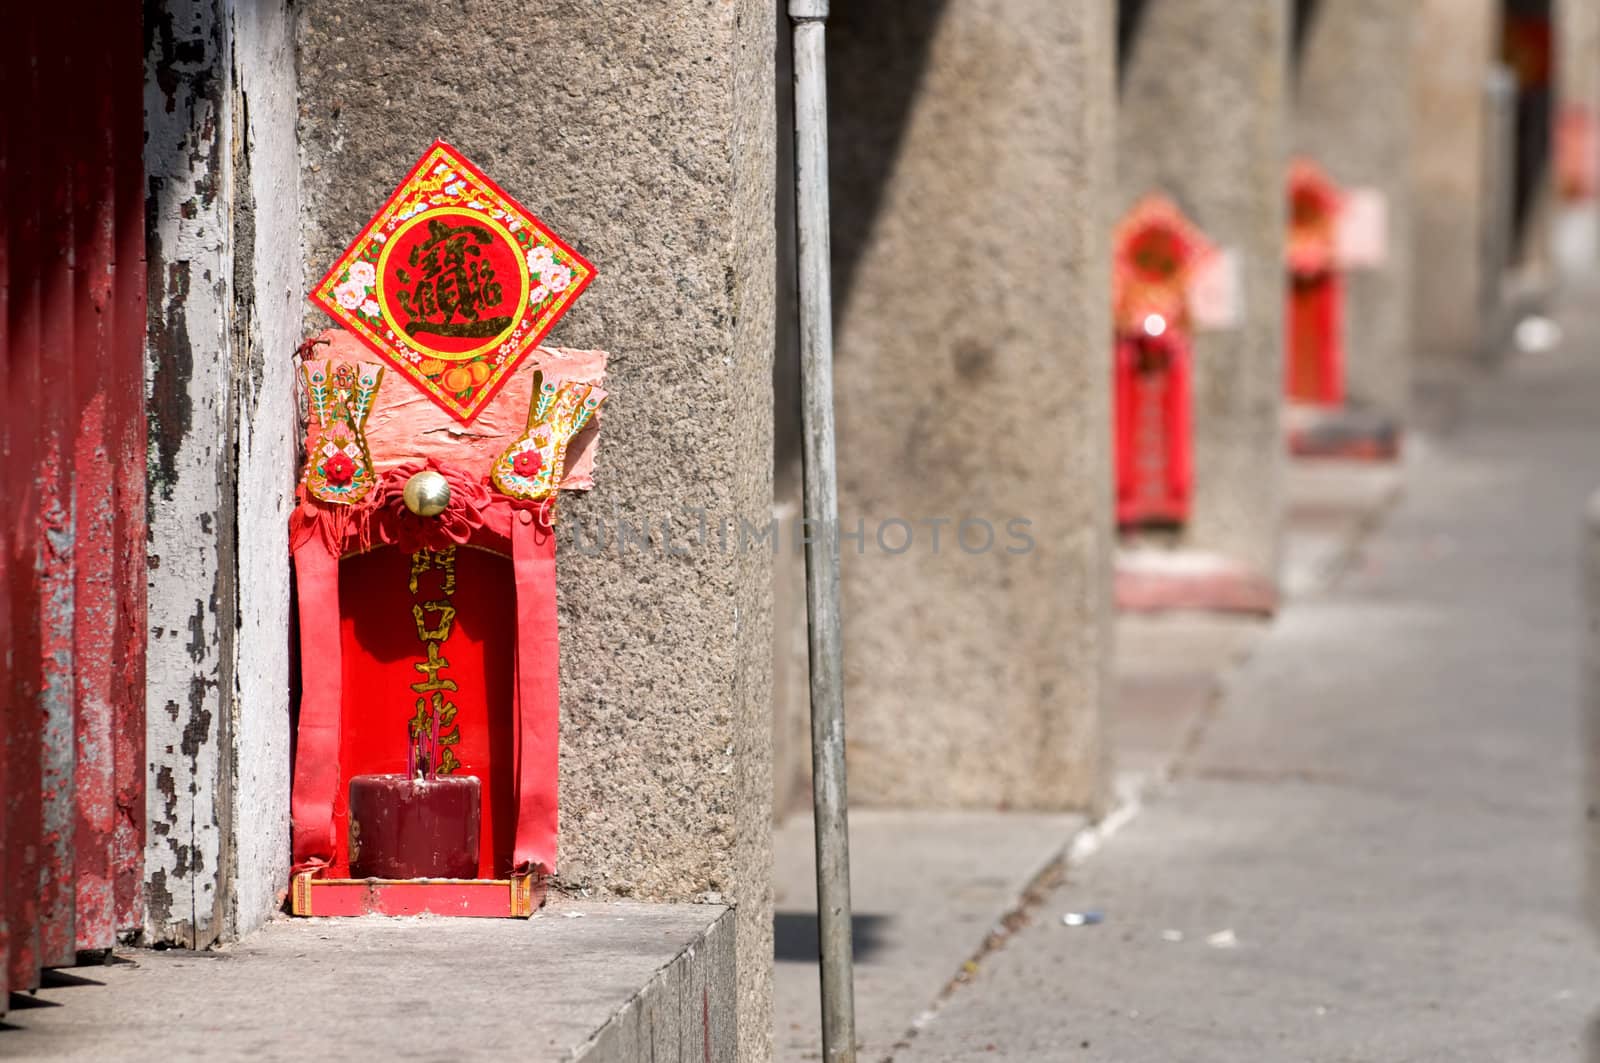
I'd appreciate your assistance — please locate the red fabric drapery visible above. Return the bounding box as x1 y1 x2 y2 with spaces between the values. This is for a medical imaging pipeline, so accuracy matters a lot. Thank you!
1114 331 1193 526
1285 271 1344 406
290 463 560 881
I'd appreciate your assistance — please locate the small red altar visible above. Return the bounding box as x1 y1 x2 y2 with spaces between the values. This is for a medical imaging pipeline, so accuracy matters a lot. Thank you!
1111 196 1212 529
287 142 604 918
1285 159 1345 407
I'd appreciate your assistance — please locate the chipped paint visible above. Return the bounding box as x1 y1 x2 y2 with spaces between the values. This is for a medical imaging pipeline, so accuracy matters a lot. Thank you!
143 0 234 948
37 486 78 966
226 0 299 940
37 77 81 962
72 145 124 954
113 31 150 922
141 0 299 947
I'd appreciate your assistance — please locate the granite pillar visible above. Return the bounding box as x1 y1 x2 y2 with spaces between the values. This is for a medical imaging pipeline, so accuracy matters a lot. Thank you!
1412 0 1501 361
1293 0 1418 420
1555 0 1600 272
824 0 1117 811
1117 0 1290 584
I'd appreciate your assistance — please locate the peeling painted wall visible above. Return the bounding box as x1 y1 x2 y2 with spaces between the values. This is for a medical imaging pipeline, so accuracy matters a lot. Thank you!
143 0 298 947
227 0 299 940
144 0 236 947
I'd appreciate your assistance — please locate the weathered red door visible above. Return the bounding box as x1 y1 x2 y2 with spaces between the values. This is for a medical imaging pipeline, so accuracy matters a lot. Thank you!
3 0 148 1006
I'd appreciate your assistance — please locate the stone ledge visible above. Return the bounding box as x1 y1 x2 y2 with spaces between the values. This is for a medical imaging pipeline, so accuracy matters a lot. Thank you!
2 899 735 1063
1114 549 1279 616
1284 404 1402 461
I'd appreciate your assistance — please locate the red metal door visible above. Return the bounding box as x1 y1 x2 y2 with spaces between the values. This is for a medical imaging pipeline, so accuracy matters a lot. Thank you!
3 0 148 1006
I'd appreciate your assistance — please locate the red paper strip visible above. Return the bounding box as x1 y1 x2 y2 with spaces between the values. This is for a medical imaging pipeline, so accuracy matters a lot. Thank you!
511 511 560 876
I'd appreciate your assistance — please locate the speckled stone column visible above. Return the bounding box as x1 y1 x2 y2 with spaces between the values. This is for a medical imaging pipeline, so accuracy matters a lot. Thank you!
1116 0 1290 584
1556 0 1600 273
1412 0 1499 361
297 3 776 1057
1294 0 1417 420
1559 0 1600 146
825 0 1116 811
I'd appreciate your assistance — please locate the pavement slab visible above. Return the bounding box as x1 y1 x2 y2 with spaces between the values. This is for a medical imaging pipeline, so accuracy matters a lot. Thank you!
1282 458 1405 597
891 296 1600 1061
773 811 1086 1062
1114 613 1266 783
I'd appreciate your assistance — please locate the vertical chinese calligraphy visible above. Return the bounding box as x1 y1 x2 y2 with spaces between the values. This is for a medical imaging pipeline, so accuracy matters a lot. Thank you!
408 546 462 776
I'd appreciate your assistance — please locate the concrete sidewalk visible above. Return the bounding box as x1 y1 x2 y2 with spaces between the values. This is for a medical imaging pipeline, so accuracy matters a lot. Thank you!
890 301 1600 1059
774 438 1404 1063
772 811 1085 1062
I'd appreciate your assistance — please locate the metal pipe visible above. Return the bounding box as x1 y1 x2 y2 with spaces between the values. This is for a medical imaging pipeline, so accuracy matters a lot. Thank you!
788 2 857 1060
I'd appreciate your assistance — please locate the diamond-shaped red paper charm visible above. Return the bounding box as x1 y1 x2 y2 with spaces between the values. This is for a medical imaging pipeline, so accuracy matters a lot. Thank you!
309 140 596 424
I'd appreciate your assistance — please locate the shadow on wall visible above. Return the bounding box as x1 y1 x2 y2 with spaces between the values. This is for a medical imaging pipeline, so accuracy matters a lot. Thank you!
1117 0 1318 85
773 1 952 479
1502 0 1553 261
1115 0 1149 86
1288 0 1322 72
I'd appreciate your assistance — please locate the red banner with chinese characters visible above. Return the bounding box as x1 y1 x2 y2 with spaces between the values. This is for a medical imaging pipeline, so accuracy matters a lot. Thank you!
1114 332 1193 526
310 141 596 424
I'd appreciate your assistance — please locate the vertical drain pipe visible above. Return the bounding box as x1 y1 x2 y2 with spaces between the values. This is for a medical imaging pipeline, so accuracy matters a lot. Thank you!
788 2 858 1060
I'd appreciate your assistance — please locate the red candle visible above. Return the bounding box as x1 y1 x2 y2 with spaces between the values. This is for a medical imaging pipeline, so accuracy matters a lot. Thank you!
348 774 481 880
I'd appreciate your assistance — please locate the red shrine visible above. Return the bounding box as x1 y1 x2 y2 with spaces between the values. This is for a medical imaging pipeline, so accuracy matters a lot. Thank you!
289 142 606 918
1111 196 1212 528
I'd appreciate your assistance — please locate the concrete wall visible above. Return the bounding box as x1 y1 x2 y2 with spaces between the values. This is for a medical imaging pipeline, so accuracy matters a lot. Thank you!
1585 486 1600 938
1412 0 1500 361
823 0 1116 811
1293 0 1417 420
295 3 775 1057
1117 0 1289 580
142 0 298 947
